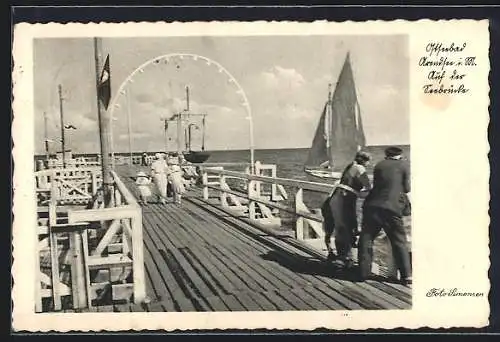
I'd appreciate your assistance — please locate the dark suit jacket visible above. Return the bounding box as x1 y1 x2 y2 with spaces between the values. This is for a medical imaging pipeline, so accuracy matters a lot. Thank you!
364 158 411 215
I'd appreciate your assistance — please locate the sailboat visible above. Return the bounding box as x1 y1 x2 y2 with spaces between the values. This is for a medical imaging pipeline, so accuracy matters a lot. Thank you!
304 52 366 180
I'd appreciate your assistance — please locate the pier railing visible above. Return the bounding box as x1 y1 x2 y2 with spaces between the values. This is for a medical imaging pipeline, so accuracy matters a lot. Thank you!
200 163 334 242
47 158 101 169
35 168 146 312
200 163 411 279
35 167 102 206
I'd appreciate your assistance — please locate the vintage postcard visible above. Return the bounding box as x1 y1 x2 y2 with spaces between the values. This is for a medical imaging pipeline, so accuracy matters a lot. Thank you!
12 20 490 331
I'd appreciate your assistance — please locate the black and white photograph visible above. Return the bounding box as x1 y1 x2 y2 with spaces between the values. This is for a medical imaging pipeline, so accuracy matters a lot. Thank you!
12 21 489 331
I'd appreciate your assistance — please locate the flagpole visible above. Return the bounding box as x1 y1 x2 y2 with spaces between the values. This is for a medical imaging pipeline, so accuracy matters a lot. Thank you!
58 84 66 168
93 37 114 207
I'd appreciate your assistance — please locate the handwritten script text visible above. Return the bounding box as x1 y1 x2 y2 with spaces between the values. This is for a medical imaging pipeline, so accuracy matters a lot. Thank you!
419 42 476 95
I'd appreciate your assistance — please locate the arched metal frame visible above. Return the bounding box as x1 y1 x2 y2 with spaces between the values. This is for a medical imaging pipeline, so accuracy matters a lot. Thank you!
108 53 255 172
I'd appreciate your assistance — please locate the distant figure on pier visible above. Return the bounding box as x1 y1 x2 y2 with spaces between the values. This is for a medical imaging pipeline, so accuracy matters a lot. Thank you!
141 152 148 166
135 171 152 205
321 151 372 270
167 153 186 205
150 153 168 205
357 146 412 285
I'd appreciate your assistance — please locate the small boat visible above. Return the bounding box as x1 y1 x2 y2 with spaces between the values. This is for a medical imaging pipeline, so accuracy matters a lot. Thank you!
183 111 210 163
164 86 211 163
184 150 210 163
304 52 366 181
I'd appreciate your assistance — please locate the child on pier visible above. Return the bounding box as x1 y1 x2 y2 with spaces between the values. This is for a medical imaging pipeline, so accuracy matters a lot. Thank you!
135 171 152 205
167 155 186 205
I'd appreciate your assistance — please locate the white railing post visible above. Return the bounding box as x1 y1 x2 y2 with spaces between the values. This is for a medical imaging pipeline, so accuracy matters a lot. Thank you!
202 170 209 200
295 188 305 240
248 180 256 220
92 171 98 196
131 211 146 304
220 175 228 208
114 188 122 207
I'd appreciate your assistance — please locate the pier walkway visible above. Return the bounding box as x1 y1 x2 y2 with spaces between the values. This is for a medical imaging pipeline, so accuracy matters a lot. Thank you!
106 167 412 312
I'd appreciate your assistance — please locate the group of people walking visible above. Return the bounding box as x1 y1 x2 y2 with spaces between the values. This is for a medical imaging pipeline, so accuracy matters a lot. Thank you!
135 152 198 206
321 146 412 285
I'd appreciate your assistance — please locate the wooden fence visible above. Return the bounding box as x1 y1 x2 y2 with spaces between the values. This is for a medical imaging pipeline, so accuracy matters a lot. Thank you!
35 168 146 312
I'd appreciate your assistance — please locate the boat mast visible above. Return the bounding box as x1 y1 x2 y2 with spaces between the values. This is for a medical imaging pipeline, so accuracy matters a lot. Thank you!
325 83 332 148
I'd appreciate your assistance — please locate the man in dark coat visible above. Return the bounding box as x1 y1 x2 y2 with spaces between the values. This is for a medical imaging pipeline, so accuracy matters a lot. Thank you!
357 146 412 285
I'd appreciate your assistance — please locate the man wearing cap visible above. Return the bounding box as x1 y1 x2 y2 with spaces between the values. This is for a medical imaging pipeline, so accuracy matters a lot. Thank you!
358 146 412 285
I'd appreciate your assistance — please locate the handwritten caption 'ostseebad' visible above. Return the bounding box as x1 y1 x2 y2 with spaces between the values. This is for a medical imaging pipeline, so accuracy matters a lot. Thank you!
419 42 477 95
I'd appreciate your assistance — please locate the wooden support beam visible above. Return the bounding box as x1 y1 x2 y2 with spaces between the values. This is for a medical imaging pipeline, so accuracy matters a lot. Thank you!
69 231 87 309
67 206 138 223
81 229 93 309
35 219 43 313
48 226 62 311
87 255 133 270
92 219 121 256
131 213 146 304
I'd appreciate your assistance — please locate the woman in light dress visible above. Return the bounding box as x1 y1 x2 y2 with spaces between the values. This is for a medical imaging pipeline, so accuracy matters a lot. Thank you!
150 153 168 204
167 154 186 205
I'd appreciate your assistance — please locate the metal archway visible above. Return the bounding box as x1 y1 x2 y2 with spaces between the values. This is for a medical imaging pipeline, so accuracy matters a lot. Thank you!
108 53 255 170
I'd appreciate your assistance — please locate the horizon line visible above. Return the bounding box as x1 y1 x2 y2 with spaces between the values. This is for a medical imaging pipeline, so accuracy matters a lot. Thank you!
34 143 410 156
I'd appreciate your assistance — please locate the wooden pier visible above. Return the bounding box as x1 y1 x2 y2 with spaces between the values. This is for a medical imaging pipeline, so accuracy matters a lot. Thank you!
35 159 411 313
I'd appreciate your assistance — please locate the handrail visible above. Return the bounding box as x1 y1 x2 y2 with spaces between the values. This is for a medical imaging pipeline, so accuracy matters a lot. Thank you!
111 171 139 206
206 183 323 222
195 162 251 168
204 167 336 194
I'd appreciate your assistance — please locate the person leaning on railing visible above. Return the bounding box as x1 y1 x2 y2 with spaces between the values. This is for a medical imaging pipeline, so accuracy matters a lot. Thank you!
321 151 372 270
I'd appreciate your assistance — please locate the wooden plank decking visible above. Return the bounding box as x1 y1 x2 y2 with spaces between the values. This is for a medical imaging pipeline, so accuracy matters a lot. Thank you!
54 169 409 313
87 169 411 313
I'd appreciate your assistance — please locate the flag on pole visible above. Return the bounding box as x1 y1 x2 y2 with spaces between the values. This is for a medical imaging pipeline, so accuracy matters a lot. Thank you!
98 54 111 110
64 124 77 130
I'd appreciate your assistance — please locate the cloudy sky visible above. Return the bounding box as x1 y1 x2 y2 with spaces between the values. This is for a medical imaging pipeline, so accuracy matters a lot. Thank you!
33 35 408 154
